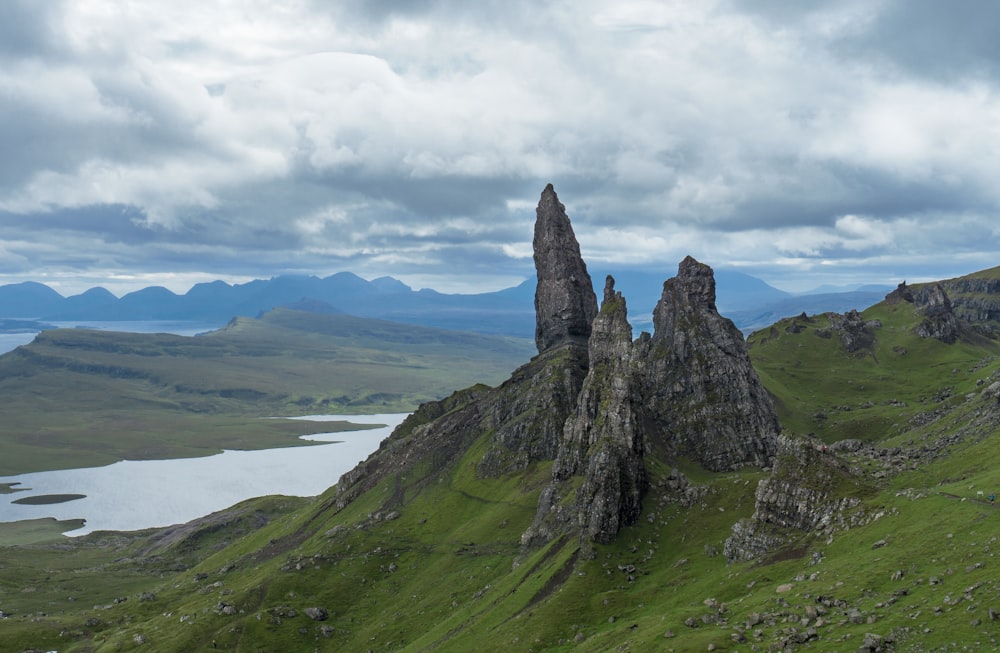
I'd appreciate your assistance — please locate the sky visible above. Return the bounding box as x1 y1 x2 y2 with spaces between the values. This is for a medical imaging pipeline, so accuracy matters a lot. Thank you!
1 0 999 298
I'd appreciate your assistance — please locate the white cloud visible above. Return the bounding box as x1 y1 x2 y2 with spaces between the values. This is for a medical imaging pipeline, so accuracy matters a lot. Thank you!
1 0 999 296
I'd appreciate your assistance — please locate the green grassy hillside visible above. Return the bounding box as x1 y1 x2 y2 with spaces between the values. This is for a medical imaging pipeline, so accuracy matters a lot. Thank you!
0 309 534 475
4 273 1000 651
747 300 998 443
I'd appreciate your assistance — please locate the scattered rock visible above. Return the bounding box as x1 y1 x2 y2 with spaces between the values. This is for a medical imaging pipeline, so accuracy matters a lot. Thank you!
304 607 329 621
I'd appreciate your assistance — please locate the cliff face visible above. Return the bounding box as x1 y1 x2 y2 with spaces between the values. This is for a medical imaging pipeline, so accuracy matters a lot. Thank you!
338 184 780 552
533 183 598 354
936 272 1000 336
912 283 961 344
522 255 781 550
523 277 646 549
724 436 869 562
823 309 880 353
337 184 597 506
884 281 964 343
638 256 780 471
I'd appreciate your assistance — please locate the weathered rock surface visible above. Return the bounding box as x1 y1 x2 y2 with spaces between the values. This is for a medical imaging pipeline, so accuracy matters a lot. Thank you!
724 436 876 563
526 257 779 548
883 281 914 305
336 343 590 509
337 186 595 508
886 279 970 343
912 283 961 343
813 309 880 354
935 272 1000 336
523 277 646 548
533 184 598 354
637 256 779 471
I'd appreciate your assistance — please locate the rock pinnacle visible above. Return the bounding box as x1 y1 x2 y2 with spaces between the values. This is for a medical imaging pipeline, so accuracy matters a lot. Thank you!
533 184 597 353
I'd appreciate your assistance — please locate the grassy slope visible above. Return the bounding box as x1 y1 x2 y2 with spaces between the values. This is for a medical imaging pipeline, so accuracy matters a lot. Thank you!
0 309 534 475
6 281 1000 650
747 299 998 442
10 409 1000 652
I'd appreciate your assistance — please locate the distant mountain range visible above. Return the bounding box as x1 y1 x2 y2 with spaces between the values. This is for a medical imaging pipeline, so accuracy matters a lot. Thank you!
0 270 891 337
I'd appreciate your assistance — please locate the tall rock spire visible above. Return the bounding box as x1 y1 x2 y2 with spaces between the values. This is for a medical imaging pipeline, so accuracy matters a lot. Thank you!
523 276 645 550
533 184 598 353
637 256 779 471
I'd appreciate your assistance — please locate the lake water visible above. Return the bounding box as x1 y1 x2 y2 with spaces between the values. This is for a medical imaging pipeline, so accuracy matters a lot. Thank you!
0 413 407 536
0 332 41 353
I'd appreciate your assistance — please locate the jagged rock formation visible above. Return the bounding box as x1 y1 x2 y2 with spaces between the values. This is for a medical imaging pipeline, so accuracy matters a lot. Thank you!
523 277 646 548
533 184 598 353
336 185 598 507
525 258 780 549
724 436 873 563
337 184 779 553
883 281 962 344
335 339 590 509
637 256 780 471
815 309 881 353
912 283 961 343
883 281 914 305
934 270 1000 337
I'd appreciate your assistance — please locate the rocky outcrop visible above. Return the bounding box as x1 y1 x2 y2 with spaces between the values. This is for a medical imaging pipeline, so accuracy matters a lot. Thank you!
474 346 590 478
883 281 914 305
526 257 779 549
724 436 871 562
523 277 646 548
336 327 592 509
813 309 880 354
533 184 598 354
936 272 1000 336
886 279 965 343
337 186 597 507
913 283 960 344
637 256 779 471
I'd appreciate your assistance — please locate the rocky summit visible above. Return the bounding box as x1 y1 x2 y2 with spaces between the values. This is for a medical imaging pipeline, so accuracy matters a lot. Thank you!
338 184 779 551
638 255 779 472
533 183 598 354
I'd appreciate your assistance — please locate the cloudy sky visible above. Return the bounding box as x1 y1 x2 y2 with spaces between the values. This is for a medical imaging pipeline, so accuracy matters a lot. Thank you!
2 0 999 297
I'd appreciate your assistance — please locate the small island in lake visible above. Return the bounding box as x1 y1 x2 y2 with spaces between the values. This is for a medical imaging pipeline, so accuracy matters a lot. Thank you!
13 493 87 505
